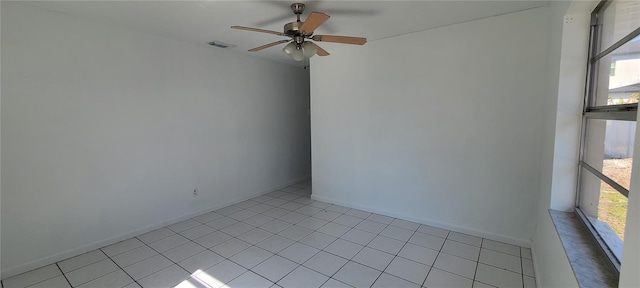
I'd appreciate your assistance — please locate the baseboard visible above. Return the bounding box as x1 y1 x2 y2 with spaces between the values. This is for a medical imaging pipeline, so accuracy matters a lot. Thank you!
1 175 310 280
531 242 541 288
310 193 531 248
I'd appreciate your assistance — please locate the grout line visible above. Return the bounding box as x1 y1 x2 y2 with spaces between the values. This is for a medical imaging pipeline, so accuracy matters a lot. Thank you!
54 263 73 288
94 248 142 288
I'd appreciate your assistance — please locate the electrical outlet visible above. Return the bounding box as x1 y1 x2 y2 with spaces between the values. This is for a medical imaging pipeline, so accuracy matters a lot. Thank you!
193 189 198 197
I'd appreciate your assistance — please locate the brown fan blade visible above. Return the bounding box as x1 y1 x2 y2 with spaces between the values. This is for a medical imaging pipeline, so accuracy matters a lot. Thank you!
231 26 286 36
299 12 330 35
310 42 330 56
249 40 290 52
312 35 367 45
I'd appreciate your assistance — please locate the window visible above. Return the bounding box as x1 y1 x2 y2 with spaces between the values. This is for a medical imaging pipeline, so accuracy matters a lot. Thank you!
577 0 640 270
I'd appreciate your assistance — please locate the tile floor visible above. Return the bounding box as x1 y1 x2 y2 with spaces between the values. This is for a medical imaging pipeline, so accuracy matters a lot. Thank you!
2 180 536 288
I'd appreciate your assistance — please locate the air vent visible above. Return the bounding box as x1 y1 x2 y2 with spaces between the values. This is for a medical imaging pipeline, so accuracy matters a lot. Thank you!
208 41 235 48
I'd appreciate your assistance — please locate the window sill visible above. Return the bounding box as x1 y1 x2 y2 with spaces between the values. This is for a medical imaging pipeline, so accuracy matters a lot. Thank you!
549 209 618 288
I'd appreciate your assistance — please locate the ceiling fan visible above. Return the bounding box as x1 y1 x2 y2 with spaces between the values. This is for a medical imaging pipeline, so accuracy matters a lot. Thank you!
231 3 367 61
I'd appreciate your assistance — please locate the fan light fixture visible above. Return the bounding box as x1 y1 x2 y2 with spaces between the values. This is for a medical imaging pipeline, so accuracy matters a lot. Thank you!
282 41 316 61
231 3 367 61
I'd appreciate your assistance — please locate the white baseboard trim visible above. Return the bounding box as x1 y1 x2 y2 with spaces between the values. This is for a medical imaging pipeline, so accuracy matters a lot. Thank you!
1 176 310 280
311 193 531 248
531 242 541 288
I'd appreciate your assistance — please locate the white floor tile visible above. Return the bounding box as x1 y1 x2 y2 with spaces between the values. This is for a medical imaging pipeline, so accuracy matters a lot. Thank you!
228 210 258 221
280 201 305 211
180 225 215 240
58 250 107 273
372 273 420 288
206 217 239 230
225 271 273 288
473 281 496 288
278 225 314 241
123 282 142 288
247 203 276 214
252 255 299 282
256 235 297 253
137 265 190 288
354 220 387 234
366 214 395 225
408 232 445 251
123 254 173 280
111 245 158 267
252 195 276 203
175 277 210 288
433 253 477 279
297 217 330 230
308 201 331 209
163 241 206 262
168 219 201 233
220 222 254 237
524 276 536 288
229 246 274 269
278 243 320 263
481 240 520 257
340 229 376 246
277 266 329 288
237 228 275 244
384 257 430 285
261 219 294 234
398 243 439 266
76 269 134 288
326 204 351 214
441 240 480 261
148 234 189 252
295 205 324 216
320 279 352 288
522 258 535 277
521 247 532 259
299 232 338 250
390 219 420 231
474 263 522 288
178 250 225 273
265 198 289 207
65 259 119 287
243 214 275 227
367 235 405 255
313 210 342 221
352 247 395 271
101 238 145 257
447 232 482 247
138 228 175 244
333 215 364 227
235 200 260 209
333 261 382 288
193 231 233 248
380 225 414 242
28 275 70 288
344 209 372 219
324 239 364 259
303 251 348 277
479 249 521 274
210 239 252 258
215 205 244 216
317 223 351 237
424 268 473 288
417 225 450 238
194 260 247 287
279 212 309 224
192 211 224 224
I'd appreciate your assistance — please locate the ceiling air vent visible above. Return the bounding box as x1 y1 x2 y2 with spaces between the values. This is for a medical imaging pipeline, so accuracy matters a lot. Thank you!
208 41 235 48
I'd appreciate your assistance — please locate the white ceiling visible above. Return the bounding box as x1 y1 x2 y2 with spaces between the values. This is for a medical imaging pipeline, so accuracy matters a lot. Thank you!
19 1 550 67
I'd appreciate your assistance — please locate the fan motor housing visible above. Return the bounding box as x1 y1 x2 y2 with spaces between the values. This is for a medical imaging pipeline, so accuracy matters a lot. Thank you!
284 21 304 36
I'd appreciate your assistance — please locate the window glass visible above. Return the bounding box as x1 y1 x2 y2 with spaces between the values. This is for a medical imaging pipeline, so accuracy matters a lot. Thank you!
591 35 640 107
598 1 640 53
583 119 635 191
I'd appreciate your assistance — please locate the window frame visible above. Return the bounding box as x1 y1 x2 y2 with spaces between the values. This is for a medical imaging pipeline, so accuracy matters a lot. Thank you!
576 0 640 273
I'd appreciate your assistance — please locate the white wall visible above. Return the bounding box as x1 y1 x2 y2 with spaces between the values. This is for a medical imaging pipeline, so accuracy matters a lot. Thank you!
310 7 549 246
1 2 310 278
531 0 582 286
